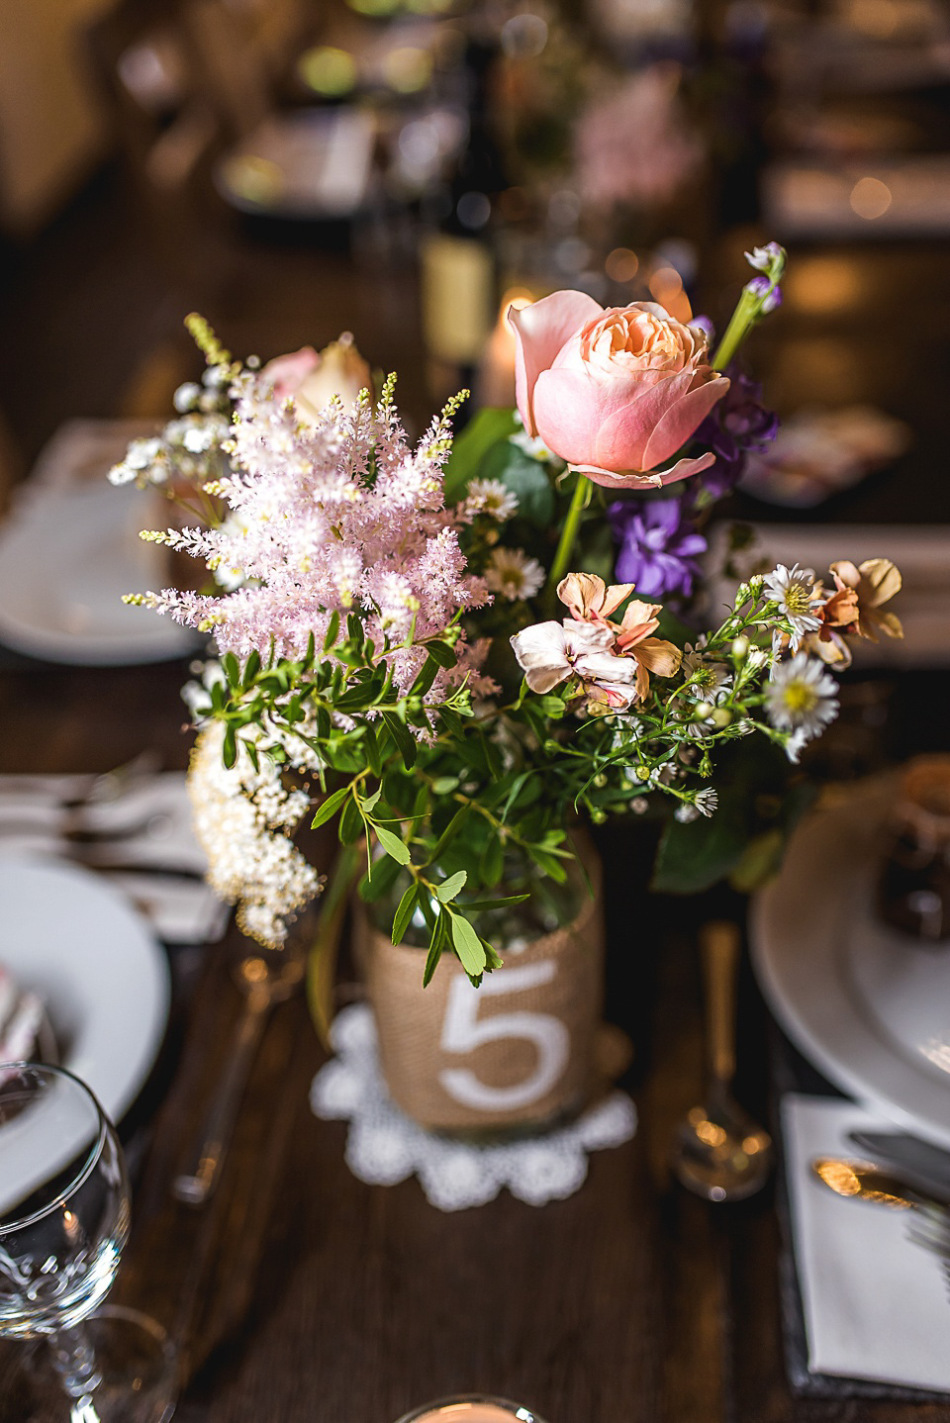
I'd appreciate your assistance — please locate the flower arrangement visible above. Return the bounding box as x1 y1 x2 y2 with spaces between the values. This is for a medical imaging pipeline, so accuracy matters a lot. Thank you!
117 243 901 997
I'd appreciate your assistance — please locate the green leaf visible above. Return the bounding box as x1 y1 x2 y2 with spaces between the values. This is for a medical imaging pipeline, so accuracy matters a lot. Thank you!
428 803 471 866
482 444 555 526
392 884 420 945
479 836 504 888
311 784 350 829
222 651 240 688
483 939 504 971
450 912 487 978
424 639 456 669
339 794 366 845
431 776 460 796
435 870 467 903
375 825 411 865
222 724 237 769
458 894 529 913
360 786 382 814
422 916 446 986
410 656 441 699
526 844 568 882
443 406 519 504
323 611 340 651
242 649 261 687
381 711 416 770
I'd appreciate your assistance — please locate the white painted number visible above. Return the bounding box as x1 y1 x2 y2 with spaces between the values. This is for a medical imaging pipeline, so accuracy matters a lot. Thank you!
438 961 570 1112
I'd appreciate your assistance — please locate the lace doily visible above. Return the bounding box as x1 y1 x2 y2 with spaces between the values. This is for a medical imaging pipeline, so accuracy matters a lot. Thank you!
309 1004 638 1212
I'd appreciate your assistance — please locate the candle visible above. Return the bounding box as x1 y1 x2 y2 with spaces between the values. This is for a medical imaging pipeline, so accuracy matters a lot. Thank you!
395 1396 547 1423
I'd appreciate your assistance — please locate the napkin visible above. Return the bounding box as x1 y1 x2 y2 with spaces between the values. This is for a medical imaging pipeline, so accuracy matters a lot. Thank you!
0 772 228 945
783 1094 950 1393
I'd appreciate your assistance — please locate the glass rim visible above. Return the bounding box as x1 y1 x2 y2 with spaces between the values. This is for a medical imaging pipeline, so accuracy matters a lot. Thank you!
0 1061 110 1238
393 1396 547 1422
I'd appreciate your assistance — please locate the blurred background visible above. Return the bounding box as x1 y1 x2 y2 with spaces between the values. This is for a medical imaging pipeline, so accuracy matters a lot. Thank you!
1 0 950 542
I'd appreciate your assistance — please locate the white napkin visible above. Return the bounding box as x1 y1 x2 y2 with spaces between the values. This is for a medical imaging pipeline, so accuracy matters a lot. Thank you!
0 772 228 944
783 1094 950 1392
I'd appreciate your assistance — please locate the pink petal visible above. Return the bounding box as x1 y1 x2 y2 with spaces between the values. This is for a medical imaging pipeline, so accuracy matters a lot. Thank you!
591 368 698 472
508 292 603 436
571 450 717 488
261 347 320 400
531 369 602 465
640 374 730 471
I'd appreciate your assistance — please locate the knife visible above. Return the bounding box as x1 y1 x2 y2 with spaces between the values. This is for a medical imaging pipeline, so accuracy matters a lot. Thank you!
848 1130 950 1202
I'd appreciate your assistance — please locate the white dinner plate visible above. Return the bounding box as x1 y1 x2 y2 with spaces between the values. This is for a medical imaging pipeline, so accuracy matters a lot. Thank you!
0 855 171 1123
751 776 950 1149
0 478 198 665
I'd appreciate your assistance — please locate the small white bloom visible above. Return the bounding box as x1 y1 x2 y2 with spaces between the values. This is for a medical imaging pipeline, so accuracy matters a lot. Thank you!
681 642 731 698
173 382 202 412
765 653 839 756
745 241 784 273
510 428 556 461
485 547 544 601
695 788 718 818
675 802 699 823
466 478 519 521
763 562 823 648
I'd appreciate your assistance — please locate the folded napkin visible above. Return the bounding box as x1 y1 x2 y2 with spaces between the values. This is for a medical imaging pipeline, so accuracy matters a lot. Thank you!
0 772 228 944
783 1094 950 1394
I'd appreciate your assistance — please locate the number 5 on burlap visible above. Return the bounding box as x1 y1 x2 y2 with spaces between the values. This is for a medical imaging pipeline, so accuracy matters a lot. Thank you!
438 962 570 1112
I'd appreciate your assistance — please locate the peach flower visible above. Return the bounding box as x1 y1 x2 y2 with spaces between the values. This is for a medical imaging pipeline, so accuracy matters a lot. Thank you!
508 293 730 488
263 334 371 426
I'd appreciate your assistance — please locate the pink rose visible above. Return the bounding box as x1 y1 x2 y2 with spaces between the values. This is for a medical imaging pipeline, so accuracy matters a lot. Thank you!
262 334 371 425
508 292 730 488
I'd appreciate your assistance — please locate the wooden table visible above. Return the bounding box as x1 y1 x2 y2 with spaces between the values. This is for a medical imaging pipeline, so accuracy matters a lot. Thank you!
1 655 949 1423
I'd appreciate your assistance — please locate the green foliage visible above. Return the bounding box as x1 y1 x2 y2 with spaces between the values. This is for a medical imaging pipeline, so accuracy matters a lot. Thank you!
443 407 518 503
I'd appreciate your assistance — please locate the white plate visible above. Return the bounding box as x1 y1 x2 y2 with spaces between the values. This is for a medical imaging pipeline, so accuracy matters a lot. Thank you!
751 776 950 1149
0 855 171 1123
0 478 198 665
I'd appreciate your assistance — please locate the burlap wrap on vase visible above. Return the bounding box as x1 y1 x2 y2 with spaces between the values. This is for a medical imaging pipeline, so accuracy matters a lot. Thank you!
361 862 604 1134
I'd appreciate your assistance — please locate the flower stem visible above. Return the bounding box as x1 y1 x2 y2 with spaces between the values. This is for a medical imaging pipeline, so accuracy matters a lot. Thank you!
306 841 361 1048
548 474 589 591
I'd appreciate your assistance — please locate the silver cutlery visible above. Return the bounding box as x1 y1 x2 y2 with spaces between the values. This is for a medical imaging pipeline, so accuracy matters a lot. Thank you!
812 1156 950 1294
848 1130 950 1203
811 1156 949 1210
171 945 306 1207
671 920 774 1201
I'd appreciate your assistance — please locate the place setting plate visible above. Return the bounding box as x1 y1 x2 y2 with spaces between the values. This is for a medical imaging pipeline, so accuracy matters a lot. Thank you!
751 774 950 1149
0 855 171 1124
0 420 200 665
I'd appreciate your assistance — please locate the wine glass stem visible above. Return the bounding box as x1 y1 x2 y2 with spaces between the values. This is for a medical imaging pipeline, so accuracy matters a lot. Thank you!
48 1322 104 1420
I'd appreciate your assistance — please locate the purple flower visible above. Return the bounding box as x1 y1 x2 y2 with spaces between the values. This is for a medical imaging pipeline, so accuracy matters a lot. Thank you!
608 497 707 598
691 368 779 501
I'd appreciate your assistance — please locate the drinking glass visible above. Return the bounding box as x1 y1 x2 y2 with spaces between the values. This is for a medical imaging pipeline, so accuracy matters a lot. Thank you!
0 1063 176 1422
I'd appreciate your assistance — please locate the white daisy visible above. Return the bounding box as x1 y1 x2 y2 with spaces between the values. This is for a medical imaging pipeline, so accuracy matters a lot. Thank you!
765 654 839 756
763 563 823 649
485 547 544 601
681 642 732 699
465 478 519 521
510 428 556 461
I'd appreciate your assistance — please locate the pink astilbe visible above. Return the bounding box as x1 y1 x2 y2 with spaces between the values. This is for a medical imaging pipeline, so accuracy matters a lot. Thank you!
139 374 489 702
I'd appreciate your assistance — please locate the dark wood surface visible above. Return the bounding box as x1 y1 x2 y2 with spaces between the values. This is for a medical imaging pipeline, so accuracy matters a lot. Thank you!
0 656 949 1422
2 106 950 1412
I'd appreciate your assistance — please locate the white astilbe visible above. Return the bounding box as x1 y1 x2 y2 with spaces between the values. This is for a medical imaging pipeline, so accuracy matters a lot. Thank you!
136 376 488 704
188 721 321 948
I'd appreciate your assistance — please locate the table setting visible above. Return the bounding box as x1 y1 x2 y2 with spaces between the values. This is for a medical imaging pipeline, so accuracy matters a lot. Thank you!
5 0 950 1410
